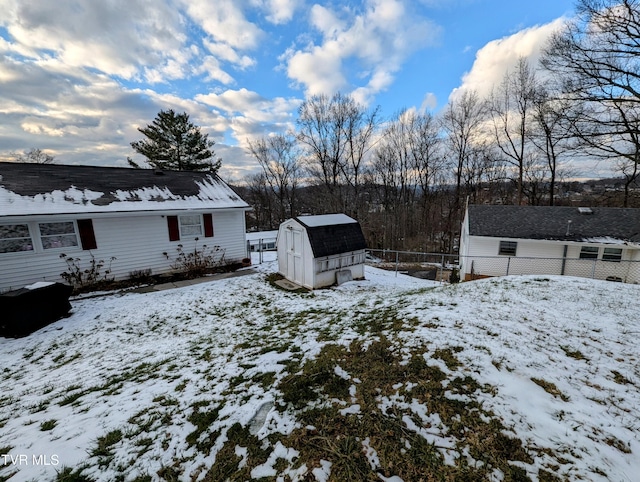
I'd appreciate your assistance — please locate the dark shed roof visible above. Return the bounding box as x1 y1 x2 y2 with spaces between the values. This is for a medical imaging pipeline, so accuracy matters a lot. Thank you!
295 214 367 257
468 205 640 243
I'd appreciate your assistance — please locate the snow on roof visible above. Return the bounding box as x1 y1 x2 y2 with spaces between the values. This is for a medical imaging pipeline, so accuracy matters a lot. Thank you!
295 213 356 227
0 163 249 216
580 237 640 247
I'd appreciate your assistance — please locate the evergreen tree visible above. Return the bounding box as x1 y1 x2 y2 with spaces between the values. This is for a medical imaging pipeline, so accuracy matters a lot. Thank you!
130 109 221 172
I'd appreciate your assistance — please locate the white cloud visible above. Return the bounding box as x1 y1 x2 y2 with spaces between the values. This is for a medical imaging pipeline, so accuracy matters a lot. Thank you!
284 0 440 102
263 0 303 24
196 89 301 146
182 0 264 51
0 0 187 80
452 18 566 101
419 93 438 113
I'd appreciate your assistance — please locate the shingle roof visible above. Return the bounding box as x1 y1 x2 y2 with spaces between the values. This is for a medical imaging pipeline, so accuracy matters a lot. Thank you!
468 205 640 243
296 214 367 257
0 162 248 216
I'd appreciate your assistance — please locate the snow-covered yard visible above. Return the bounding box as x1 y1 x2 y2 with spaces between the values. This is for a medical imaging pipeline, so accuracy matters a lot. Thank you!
1 256 639 481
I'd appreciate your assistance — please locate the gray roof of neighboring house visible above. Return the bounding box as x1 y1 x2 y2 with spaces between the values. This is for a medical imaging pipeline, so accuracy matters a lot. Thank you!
0 162 248 216
467 205 640 244
295 214 367 258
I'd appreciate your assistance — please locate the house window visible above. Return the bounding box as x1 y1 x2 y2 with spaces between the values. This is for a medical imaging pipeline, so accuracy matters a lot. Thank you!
602 247 623 262
39 222 79 249
498 241 517 256
579 246 599 259
179 215 203 237
0 224 34 253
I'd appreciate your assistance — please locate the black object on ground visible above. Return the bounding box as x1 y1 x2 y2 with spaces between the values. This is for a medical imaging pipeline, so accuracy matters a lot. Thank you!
0 282 73 338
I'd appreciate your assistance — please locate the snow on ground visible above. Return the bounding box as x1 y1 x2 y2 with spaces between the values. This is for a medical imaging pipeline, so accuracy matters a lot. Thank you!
0 254 639 481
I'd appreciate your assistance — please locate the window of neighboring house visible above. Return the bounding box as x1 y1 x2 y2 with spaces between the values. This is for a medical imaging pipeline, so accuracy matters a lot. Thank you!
0 224 34 253
579 246 599 259
498 241 517 256
179 215 203 237
39 222 79 249
602 247 623 262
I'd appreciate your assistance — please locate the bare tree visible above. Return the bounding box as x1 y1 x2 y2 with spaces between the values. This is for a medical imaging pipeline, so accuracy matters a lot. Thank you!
489 58 539 205
296 93 379 217
248 133 301 224
370 109 443 249
528 88 578 205
440 90 489 205
12 148 55 164
542 0 640 205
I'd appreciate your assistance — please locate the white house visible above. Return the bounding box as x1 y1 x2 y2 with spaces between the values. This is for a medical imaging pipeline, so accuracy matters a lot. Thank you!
0 162 250 292
246 230 278 252
459 204 640 283
277 214 367 289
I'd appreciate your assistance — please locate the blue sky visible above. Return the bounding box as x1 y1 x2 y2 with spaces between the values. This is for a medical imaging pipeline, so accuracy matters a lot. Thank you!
0 0 579 179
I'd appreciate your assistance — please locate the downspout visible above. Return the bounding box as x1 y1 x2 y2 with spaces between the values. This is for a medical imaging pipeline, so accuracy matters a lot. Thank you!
561 244 568 276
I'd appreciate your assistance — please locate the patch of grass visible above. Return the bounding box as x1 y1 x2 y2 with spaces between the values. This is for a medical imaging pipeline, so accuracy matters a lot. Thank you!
202 423 272 481
129 476 152 482
92 429 123 458
55 466 95 482
561 346 588 361
185 402 223 453
59 386 86 406
612 370 631 385
157 463 182 481
433 346 463 370
53 352 82 368
252 371 276 390
605 436 631 454
531 378 570 402
215 337 534 481
40 419 57 431
134 437 154 456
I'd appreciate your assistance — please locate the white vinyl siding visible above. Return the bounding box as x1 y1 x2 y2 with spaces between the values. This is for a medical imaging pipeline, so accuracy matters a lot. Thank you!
0 210 247 292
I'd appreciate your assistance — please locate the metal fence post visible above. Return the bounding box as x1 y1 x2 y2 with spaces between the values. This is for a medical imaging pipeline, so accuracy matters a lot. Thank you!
395 251 399 277
506 257 511 276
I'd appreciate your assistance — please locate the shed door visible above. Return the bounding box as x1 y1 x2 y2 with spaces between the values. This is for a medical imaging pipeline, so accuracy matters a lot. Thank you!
286 227 303 285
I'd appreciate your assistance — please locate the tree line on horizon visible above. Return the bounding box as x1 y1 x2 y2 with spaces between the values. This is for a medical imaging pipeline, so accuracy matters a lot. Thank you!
9 0 639 253
238 0 640 253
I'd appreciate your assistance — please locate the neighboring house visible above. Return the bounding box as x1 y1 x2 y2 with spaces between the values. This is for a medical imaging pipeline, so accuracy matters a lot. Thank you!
0 162 250 292
277 214 367 289
246 230 278 252
459 204 640 283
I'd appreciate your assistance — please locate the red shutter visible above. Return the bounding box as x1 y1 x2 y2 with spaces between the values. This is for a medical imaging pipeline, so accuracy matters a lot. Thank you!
77 219 97 250
167 216 180 241
203 213 214 238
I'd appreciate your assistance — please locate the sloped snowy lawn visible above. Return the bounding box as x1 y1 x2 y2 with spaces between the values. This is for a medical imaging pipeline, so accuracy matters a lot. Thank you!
0 261 638 481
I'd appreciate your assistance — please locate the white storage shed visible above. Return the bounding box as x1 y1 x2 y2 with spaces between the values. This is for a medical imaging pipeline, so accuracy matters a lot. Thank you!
276 214 367 289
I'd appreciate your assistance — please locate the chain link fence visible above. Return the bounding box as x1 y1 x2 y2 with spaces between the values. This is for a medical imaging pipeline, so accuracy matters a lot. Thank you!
366 249 640 284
